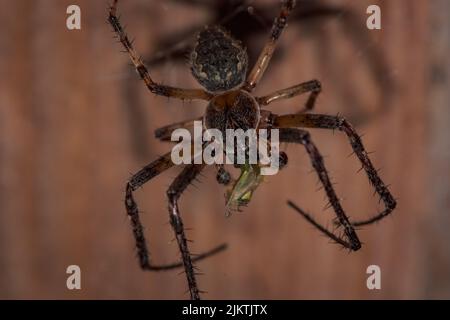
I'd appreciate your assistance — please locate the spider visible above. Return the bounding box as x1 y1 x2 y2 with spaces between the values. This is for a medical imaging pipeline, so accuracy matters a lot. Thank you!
147 0 390 75
108 0 397 300
124 0 394 160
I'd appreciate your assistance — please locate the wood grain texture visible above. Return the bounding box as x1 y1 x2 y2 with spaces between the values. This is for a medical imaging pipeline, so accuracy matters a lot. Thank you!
0 0 448 299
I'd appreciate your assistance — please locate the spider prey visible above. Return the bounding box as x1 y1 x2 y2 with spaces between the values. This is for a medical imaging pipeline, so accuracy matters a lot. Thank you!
108 0 397 300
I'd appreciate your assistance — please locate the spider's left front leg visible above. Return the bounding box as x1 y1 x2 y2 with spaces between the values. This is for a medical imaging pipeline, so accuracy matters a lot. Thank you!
273 113 397 226
167 163 207 300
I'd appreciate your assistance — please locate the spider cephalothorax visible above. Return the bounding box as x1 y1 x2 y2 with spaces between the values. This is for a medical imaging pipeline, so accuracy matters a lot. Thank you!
204 90 260 134
109 0 396 300
190 26 248 92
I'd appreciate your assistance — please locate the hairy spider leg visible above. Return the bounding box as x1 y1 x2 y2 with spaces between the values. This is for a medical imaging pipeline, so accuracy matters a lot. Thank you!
279 128 361 250
125 152 226 273
108 0 212 101
273 113 397 227
244 0 297 91
167 164 208 300
257 79 322 113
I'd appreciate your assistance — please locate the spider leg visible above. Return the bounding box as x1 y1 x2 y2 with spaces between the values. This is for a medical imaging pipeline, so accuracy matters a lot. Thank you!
257 79 322 113
279 128 361 250
108 0 212 101
273 113 397 226
167 164 207 300
243 0 296 91
154 117 203 142
126 153 226 272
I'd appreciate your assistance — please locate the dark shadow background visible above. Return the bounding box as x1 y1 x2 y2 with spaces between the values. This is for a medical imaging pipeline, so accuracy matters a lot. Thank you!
0 0 449 299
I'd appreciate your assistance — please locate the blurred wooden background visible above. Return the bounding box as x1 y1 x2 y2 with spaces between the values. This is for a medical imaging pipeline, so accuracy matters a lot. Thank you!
0 0 449 299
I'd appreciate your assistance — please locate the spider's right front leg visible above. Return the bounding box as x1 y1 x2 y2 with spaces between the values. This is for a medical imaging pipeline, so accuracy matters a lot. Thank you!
273 113 397 227
279 128 361 250
108 0 212 101
126 153 226 272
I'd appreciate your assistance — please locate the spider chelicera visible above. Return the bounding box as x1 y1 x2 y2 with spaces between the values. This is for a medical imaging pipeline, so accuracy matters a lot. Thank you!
108 0 397 300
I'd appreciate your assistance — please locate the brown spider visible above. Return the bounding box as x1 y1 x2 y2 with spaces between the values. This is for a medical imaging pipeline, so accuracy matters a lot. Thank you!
124 0 394 160
108 0 396 300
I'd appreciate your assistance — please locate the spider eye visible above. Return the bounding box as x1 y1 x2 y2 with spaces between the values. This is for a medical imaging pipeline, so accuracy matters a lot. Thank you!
190 26 248 92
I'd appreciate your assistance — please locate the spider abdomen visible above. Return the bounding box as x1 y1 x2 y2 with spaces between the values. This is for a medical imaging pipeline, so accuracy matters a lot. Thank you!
190 26 248 93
